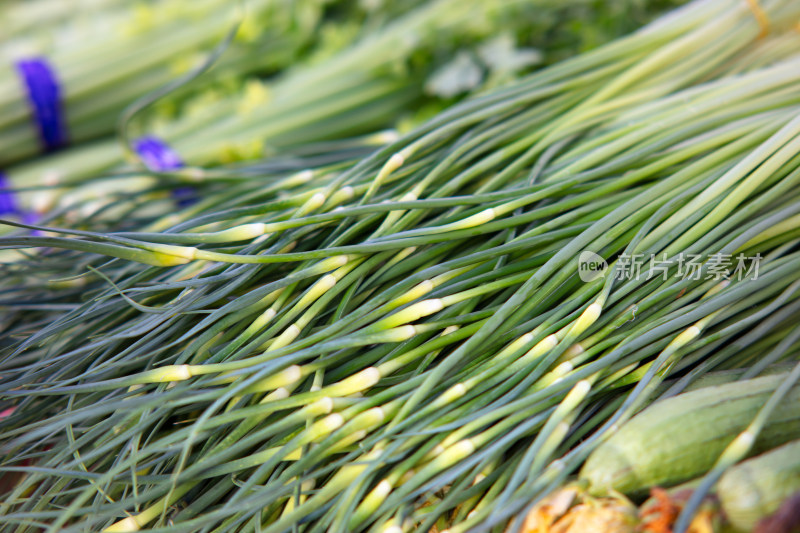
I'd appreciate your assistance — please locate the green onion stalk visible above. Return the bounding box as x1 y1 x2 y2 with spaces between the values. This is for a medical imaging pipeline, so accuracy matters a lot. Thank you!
3 0 800 531
1 0 682 227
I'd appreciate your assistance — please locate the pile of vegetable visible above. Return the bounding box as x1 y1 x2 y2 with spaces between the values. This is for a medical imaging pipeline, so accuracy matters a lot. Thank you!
2 0 800 532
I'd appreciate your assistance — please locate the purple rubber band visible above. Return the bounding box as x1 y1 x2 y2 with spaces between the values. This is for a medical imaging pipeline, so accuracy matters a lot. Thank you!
15 57 68 151
0 172 20 216
134 136 196 207
0 172 41 234
22 210 43 236
134 136 184 172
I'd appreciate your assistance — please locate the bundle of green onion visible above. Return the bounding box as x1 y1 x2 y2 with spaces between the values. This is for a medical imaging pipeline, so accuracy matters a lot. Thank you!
2 0 800 532
1 0 359 165
1 0 680 227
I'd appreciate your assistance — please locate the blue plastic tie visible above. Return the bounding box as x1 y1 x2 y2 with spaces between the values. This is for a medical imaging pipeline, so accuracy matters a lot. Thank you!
16 57 68 151
134 136 196 206
0 172 41 234
0 172 19 215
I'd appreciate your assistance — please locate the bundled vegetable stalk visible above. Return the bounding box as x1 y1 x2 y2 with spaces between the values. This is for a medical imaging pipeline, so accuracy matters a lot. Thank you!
0 0 681 227
3 1 800 533
0 0 355 165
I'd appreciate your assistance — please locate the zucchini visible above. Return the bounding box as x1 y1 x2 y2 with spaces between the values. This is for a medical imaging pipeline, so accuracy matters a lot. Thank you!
718 439 800 532
580 373 800 495
656 362 795 398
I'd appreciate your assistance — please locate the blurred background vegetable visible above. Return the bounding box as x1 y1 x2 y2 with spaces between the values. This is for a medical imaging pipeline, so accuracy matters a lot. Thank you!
0 0 681 230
